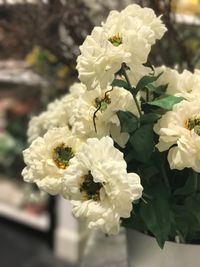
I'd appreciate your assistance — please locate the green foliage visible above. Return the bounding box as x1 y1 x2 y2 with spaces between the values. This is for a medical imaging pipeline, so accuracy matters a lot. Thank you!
154 84 168 96
140 113 161 125
117 111 138 133
129 124 155 163
174 173 200 196
135 72 163 93
122 203 148 233
186 194 200 224
147 96 184 111
140 182 171 248
171 193 200 243
114 67 200 247
111 79 130 90
145 83 168 97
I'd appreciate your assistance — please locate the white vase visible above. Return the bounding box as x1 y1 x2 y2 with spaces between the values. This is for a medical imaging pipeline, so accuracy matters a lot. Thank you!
126 229 200 267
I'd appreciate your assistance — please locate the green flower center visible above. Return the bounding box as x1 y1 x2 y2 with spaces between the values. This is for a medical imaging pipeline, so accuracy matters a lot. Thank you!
80 171 103 201
108 34 122 47
52 143 74 169
185 117 200 135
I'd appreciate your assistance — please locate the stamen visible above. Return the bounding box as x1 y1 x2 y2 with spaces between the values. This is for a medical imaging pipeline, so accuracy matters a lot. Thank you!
80 171 102 201
185 116 200 135
108 34 122 47
52 143 74 169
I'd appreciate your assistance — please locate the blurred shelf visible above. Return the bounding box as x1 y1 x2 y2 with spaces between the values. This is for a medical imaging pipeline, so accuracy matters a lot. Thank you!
0 202 50 231
0 0 48 5
175 14 200 25
0 60 47 86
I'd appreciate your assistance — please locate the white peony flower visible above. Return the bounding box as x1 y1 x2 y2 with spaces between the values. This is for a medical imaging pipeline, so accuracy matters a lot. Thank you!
70 85 139 147
62 136 143 235
154 66 200 100
103 4 167 45
22 127 82 195
27 83 86 143
177 70 200 100
77 26 128 89
77 4 167 89
154 100 200 172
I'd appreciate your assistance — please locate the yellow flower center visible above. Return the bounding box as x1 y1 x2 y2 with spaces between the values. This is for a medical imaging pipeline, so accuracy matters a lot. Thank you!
185 116 200 135
80 171 103 201
52 143 74 169
108 34 122 47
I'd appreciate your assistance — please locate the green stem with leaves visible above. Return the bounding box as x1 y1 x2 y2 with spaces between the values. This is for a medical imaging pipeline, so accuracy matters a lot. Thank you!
121 64 142 117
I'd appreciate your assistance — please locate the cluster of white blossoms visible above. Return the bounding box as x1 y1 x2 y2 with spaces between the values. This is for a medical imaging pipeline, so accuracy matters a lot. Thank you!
22 4 178 234
154 66 200 101
77 4 167 89
154 68 200 172
23 79 143 234
27 83 86 143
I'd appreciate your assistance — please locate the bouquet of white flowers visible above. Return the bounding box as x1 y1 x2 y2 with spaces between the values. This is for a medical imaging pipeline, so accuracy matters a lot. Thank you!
22 4 200 248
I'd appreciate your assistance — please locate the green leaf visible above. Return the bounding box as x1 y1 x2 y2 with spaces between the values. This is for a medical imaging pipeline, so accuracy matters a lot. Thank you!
155 84 168 95
147 96 184 111
140 164 159 180
140 113 161 125
140 182 171 248
111 79 130 90
129 124 155 163
117 111 139 133
186 194 200 224
146 83 156 92
171 206 190 241
122 202 147 232
174 173 200 196
146 84 168 96
136 72 163 93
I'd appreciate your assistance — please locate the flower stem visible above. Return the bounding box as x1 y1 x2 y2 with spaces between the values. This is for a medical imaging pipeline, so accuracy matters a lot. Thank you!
121 64 142 117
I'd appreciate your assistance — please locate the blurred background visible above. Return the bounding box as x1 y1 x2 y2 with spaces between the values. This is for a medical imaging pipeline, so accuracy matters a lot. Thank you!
0 0 200 266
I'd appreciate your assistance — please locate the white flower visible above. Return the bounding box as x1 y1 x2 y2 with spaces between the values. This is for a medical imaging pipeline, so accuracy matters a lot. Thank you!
154 66 180 95
154 100 200 172
27 83 86 143
77 4 167 89
77 26 128 89
70 85 139 147
103 4 167 45
62 136 143 235
177 70 200 100
154 66 200 100
22 127 82 195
